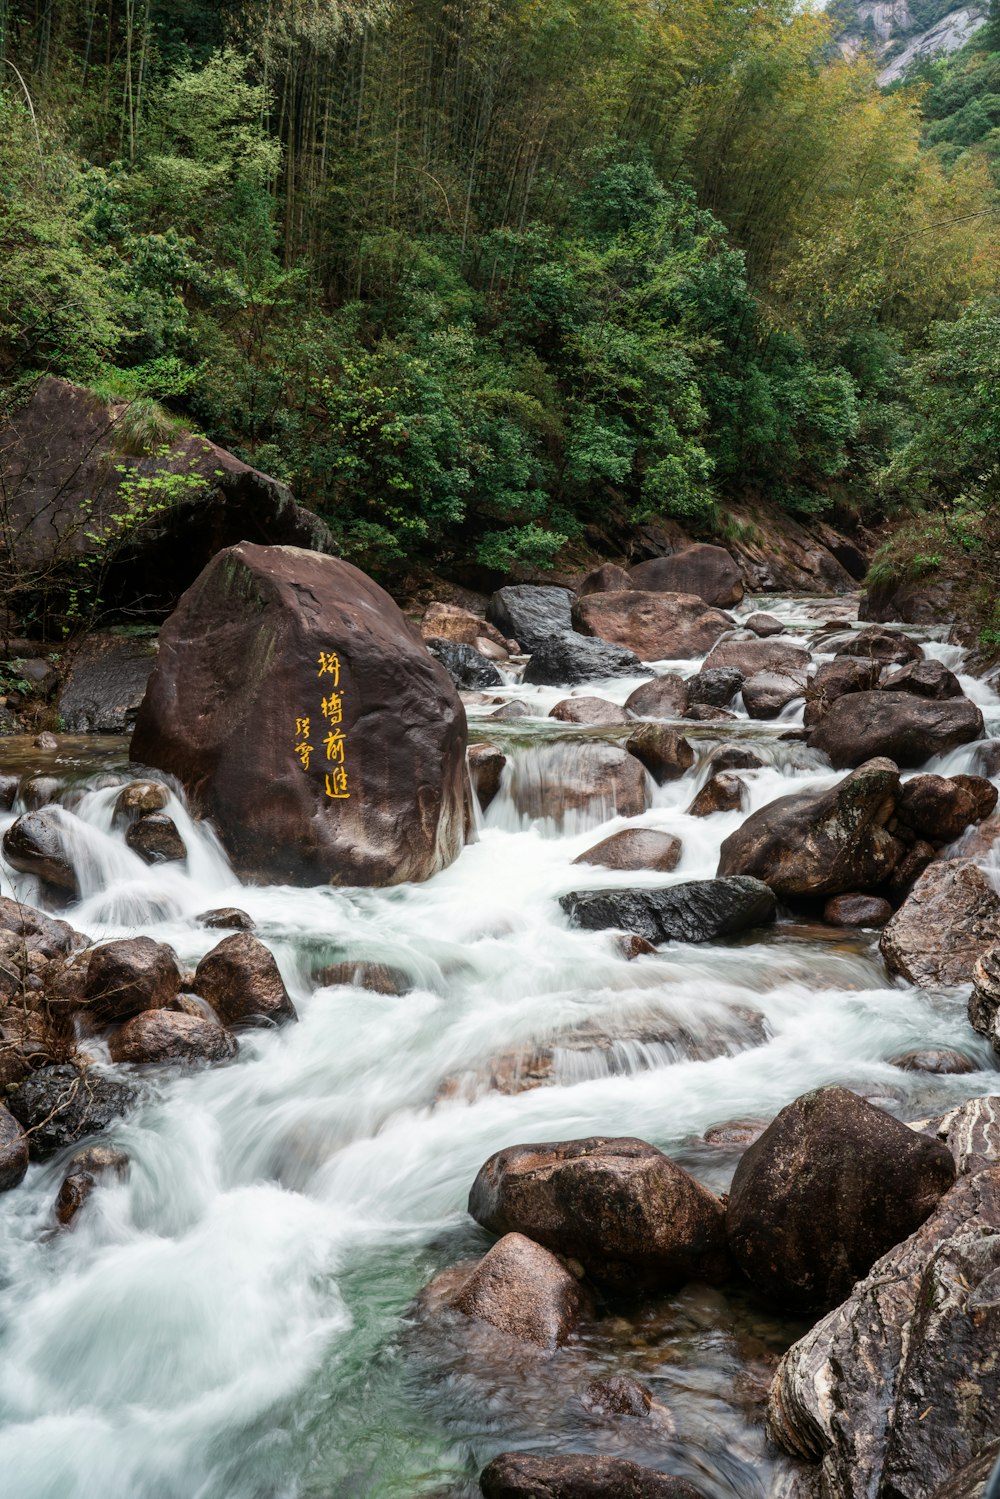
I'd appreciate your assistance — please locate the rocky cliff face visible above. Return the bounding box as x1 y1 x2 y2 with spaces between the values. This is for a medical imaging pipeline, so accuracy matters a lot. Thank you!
834 0 988 84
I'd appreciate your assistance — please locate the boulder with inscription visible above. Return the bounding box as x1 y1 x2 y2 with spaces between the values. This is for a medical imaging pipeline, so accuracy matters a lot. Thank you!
131 543 467 886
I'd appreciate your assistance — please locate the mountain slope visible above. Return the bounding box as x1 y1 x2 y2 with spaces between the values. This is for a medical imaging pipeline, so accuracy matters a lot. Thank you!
831 0 989 83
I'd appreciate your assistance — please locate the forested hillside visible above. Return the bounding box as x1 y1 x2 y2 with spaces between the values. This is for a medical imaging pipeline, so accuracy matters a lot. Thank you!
1 0 998 619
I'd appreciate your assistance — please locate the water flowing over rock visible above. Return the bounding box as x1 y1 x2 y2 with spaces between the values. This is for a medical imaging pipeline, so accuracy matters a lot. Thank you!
125 813 187 864
0 1106 28 1192
767 1166 1000 1499
486 585 574 652
627 544 744 607
479 1452 702 1498
468 1137 729 1291
687 772 746 817
807 691 983 769
193 932 296 1029
511 744 649 824
742 670 807 719
726 1086 955 1311
716 758 901 898
522 633 642 685
131 542 467 887
572 591 731 661
443 1232 587 1350
468 743 507 811
113 781 169 823
880 860 1000 987
54 1144 129 1227
573 828 682 873
561 877 776 945
108 1010 238 1067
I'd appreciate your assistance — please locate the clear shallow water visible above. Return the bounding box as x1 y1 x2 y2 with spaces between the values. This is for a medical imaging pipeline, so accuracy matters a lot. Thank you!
0 599 998 1499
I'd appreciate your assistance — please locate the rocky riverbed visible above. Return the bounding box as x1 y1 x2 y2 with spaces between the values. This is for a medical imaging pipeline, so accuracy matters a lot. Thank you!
0 578 999 1499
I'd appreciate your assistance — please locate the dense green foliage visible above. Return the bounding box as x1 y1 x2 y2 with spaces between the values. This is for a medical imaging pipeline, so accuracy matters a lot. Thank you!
0 0 998 580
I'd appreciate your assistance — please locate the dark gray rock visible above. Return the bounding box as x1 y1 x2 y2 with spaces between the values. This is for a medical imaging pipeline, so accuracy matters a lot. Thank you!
486 586 574 654
686 667 743 708
561 877 776 945
2 809 77 892
426 638 503 691
58 633 159 734
125 813 186 864
522 633 643 686
8 1064 138 1160
882 658 964 700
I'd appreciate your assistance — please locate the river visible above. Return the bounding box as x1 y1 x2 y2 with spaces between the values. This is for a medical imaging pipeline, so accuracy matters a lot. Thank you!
0 595 997 1499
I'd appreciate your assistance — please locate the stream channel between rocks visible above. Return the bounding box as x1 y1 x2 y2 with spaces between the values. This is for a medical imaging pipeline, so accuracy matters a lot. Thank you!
0 594 998 1499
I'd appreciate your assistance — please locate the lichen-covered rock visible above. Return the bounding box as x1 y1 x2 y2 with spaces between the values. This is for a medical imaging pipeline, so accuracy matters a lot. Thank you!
767 1166 1000 1499
729 1087 956 1312
469 1136 729 1291
881 860 1000 987
131 542 467 887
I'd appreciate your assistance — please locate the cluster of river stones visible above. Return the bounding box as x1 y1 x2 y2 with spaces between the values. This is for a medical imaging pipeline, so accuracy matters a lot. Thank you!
2 540 1000 1497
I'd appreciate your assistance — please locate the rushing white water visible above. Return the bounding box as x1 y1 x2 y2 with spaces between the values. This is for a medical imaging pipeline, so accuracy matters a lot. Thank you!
0 599 998 1499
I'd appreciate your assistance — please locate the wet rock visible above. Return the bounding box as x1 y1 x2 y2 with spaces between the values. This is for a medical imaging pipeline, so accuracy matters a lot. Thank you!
823 893 892 927
426 638 504 691
479 1453 700 1499
972 740 1000 777
686 666 743 708
125 812 187 864
85 936 181 1023
628 544 743 607
2 808 77 892
896 774 984 845
881 860 1000 987
744 613 784 637
890 1049 976 1075
196 907 256 931
684 703 735 723
0 774 18 810
488 699 533 720
883 838 937 904
193 932 296 1028
579 564 633 597
561 877 776 945
834 626 923 668
420 602 511 653
0 896 84 959
486 586 574 654
767 1166 1000 1499
581 1373 653 1419
131 542 467 888
54 1144 129 1227
108 1009 237 1066
702 637 810 678
969 944 1000 1050
511 745 649 823
522 633 642 686
476 636 509 662
952 774 999 823
574 829 682 874
741 670 806 720
803 658 881 728
923 1095 1000 1174
7 1064 137 1160
881 658 964 700
572 591 731 662
616 934 658 960
549 697 631 726
468 743 507 811
58 633 158 734
624 723 694 784
469 1136 729 1291
444 1232 587 1350
727 1086 956 1311
0 1105 28 1191
687 772 745 817
315 961 410 994
113 780 169 823
623 675 689 719
717 759 901 898
20 775 60 809
705 744 766 774
703 1119 768 1149
808 691 984 770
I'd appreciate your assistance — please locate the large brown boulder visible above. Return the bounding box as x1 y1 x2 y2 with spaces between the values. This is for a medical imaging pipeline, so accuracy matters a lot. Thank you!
741 670 806 719
767 1166 1000 1499
623 674 689 719
716 759 901 898
480 1453 701 1499
808 691 983 769
572 591 730 661
108 1009 238 1066
834 626 922 668
578 563 632 597
419 602 510 652
880 860 1000 987
85 937 181 1023
701 636 810 678
687 772 745 817
573 828 681 873
803 658 880 728
627 544 743 607
881 658 964 700
445 1232 587 1350
896 774 987 845
193 932 296 1028
131 542 467 886
469 1137 728 1291
727 1086 956 1311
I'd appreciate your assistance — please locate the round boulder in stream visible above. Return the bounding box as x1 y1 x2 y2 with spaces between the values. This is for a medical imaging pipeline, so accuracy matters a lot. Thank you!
468 1136 729 1291
727 1085 956 1311
131 542 467 887
573 828 682 873
480 1452 702 1498
193 932 296 1029
431 1231 587 1351
108 1009 238 1067
549 697 631 726
560 877 776 945
808 691 983 769
628 543 743 608
125 812 187 864
2 809 77 893
85 936 182 1023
